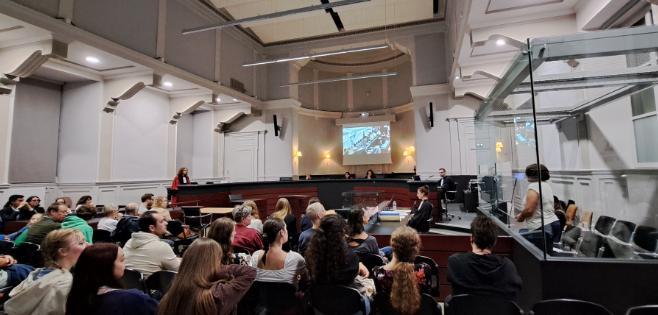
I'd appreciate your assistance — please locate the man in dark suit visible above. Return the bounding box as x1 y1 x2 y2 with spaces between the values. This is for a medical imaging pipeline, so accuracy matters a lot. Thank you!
438 168 456 199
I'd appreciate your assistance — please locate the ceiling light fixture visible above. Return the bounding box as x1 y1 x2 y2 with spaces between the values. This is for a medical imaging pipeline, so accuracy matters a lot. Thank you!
215 97 222 102
162 81 173 88
281 72 398 87
85 56 100 64
496 39 506 46
232 98 238 102
242 44 389 67
182 0 370 35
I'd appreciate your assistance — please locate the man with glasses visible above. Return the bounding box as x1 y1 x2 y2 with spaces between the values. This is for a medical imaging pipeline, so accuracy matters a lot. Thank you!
25 196 45 214
21 204 68 246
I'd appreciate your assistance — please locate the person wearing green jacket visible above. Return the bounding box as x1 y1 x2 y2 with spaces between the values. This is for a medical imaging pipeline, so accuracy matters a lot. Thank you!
61 214 93 244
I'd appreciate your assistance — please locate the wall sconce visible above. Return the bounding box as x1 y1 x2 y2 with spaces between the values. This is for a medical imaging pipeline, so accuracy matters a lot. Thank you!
495 141 504 153
295 151 303 158
324 152 331 159
407 146 415 153
403 150 409 157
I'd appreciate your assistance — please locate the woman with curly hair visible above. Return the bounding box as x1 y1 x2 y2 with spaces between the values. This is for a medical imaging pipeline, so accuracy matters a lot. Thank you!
159 238 256 315
373 226 433 315
207 217 251 265
306 215 373 298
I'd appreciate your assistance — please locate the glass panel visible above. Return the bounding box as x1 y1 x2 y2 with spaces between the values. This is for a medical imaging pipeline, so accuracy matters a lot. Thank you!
630 89 656 117
476 25 658 262
634 115 658 163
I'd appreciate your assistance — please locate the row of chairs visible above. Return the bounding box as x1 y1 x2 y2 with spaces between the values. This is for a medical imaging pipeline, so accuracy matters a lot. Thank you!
561 215 658 259
445 295 658 315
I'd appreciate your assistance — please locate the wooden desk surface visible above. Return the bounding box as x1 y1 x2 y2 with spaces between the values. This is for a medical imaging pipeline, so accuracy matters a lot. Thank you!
201 207 233 214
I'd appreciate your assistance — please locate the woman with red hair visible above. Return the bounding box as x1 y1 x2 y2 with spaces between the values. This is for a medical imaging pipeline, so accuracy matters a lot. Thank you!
170 167 190 206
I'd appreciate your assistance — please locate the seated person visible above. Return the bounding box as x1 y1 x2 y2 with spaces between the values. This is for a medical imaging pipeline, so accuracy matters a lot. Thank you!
21 203 68 246
114 203 140 246
373 226 433 315
208 217 251 265
0 254 34 288
447 215 522 301
250 219 307 287
5 229 87 315
138 193 154 215
298 202 326 255
269 198 298 250
5 213 43 242
62 206 94 244
1 195 26 222
244 200 263 233
151 196 172 221
66 243 157 315
123 211 181 277
299 197 321 232
23 196 45 214
232 205 263 254
344 171 352 179
98 204 121 233
306 215 373 299
365 169 376 179
158 238 256 315
407 186 433 233
74 195 94 212
346 209 380 255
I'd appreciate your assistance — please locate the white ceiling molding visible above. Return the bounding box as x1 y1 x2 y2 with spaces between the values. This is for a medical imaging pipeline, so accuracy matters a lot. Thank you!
410 83 450 98
281 72 397 87
259 98 302 111
390 102 415 114
38 58 102 82
297 107 343 119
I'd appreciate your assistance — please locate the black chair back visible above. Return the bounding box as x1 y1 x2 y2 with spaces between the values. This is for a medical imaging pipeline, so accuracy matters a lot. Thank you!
13 242 43 267
414 255 440 296
578 232 607 257
445 294 521 315
120 268 145 292
531 298 612 315
594 216 616 235
309 285 367 315
626 305 658 315
240 281 300 315
145 270 177 300
359 253 386 274
93 229 113 243
181 206 202 217
229 194 243 202
0 240 14 255
610 220 636 243
633 225 658 252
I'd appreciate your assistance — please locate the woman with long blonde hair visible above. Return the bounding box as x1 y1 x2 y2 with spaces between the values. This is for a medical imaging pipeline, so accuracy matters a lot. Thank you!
159 238 256 315
373 226 433 315
269 198 297 249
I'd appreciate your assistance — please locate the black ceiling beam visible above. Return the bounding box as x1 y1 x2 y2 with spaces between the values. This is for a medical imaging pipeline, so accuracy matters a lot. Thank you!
320 0 346 32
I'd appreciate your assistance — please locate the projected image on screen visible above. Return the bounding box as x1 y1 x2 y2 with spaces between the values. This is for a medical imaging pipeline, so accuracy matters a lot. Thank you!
342 123 392 165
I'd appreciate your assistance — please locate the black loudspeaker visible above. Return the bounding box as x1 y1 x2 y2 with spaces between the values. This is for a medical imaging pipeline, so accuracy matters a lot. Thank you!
428 102 434 128
273 114 281 136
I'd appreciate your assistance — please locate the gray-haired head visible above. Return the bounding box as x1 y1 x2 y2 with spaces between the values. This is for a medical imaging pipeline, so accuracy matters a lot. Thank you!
232 204 252 223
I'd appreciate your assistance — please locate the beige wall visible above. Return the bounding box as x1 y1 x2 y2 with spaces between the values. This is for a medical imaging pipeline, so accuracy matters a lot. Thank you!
297 109 415 176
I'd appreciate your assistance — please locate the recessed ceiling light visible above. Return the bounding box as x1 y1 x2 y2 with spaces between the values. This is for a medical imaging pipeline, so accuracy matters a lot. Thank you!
163 81 173 88
216 97 222 102
232 98 238 102
455 75 460 80
496 39 506 46
85 56 100 64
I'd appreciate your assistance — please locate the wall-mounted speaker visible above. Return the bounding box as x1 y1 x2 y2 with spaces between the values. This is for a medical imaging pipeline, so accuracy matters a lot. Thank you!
428 102 434 128
273 114 281 137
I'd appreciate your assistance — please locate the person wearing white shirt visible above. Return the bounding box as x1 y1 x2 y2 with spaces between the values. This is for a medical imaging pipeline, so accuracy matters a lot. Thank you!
97 205 121 233
516 164 561 242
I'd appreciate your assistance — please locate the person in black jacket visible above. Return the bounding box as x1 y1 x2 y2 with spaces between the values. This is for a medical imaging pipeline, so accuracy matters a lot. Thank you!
114 203 140 246
447 215 522 301
0 195 26 222
407 186 433 233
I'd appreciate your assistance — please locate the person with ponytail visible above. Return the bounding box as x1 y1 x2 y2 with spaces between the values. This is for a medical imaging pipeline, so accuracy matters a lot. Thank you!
373 226 433 315
65 243 157 315
249 218 307 287
159 238 256 315
269 198 298 249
